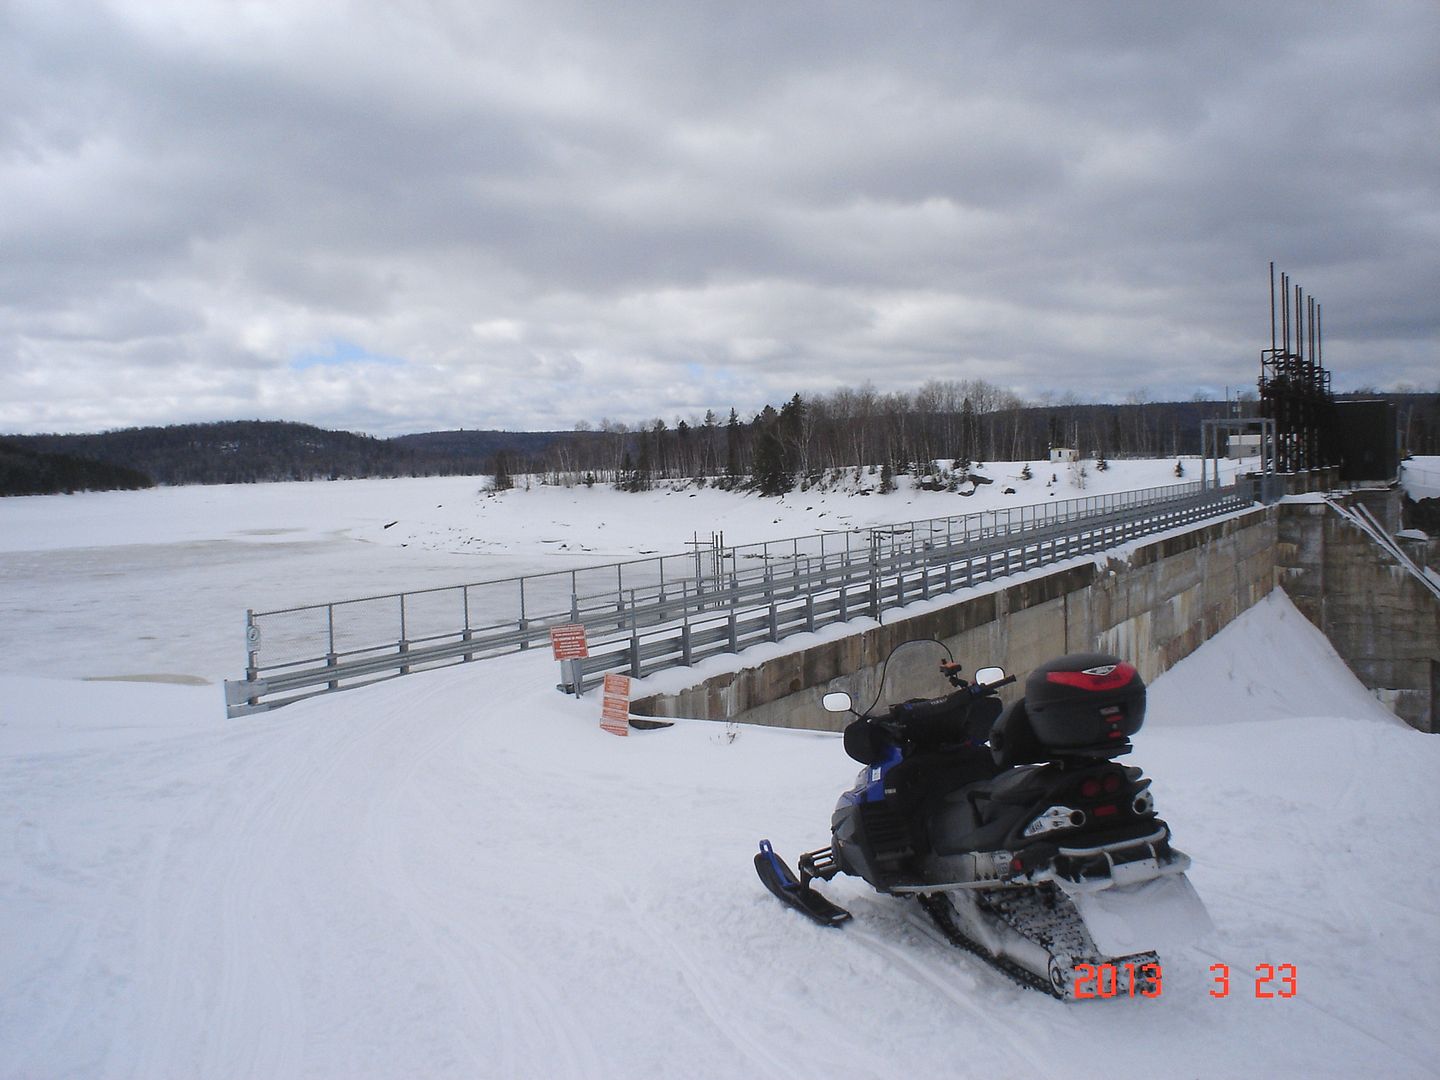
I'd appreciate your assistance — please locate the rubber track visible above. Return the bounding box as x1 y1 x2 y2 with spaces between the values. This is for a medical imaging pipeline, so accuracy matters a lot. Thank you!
917 894 1061 999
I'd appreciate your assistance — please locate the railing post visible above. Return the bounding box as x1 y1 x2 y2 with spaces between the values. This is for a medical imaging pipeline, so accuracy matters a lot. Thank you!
869 534 881 620
398 594 410 674
326 604 338 690
244 609 262 707
765 567 779 641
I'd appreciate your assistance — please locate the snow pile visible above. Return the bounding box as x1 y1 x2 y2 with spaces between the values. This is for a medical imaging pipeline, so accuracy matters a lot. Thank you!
1400 456 1440 503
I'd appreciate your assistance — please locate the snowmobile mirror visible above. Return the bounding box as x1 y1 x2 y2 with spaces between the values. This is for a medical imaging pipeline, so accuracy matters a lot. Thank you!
974 666 1007 687
821 692 853 713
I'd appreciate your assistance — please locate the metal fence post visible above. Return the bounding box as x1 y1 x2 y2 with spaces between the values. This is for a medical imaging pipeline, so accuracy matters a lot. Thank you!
244 609 261 708
518 578 529 648
766 567 779 641
326 604 338 690
398 594 410 674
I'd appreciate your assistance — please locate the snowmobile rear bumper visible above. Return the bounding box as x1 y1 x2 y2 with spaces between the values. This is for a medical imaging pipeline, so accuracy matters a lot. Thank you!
1048 828 1190 893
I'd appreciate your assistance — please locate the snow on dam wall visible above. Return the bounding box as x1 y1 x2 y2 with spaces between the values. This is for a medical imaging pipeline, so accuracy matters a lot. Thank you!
631 505 1280 731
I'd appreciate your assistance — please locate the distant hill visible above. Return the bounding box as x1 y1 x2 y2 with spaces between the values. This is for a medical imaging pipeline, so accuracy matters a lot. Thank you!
389 429 589 461
0 437 155 496
4 421 527 490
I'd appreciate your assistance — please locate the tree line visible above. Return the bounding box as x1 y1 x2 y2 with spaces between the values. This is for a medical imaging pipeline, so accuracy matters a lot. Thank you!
519 381 1260 493
519 384 1440 494
5 387 1436 497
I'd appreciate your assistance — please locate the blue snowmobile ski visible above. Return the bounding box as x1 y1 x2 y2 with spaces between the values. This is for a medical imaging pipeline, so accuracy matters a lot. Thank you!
753 840 851 927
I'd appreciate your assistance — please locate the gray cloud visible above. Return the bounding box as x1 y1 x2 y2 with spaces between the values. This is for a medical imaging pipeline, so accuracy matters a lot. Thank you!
2 0 1436 436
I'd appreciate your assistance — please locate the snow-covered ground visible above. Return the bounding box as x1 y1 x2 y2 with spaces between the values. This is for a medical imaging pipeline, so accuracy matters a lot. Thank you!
3 461 1438 1079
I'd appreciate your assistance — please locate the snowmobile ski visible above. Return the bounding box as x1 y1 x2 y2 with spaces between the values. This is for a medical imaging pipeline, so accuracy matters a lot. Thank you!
754 840 852 927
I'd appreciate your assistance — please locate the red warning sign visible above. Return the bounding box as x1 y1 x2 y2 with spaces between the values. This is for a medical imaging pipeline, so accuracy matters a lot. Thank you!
601 673 631 736
549 624 589 660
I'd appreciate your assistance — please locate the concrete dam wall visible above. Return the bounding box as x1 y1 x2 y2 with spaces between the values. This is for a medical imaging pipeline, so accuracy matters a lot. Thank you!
1277 498 1440 733
632 505 1279 731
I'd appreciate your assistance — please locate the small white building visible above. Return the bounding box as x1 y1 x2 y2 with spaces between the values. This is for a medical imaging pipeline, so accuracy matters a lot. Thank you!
1048 447 1078 463
1227 434 1264 459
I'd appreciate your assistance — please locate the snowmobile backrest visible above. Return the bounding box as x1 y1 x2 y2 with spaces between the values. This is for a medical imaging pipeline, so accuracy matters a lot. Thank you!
965 696 1003 742
988 700 1047 768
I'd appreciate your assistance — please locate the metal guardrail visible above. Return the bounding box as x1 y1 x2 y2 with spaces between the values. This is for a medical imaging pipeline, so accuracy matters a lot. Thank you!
224 481 1250 715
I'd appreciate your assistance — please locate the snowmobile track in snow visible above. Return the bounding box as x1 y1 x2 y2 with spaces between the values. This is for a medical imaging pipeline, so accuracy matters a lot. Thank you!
917 894 1060 997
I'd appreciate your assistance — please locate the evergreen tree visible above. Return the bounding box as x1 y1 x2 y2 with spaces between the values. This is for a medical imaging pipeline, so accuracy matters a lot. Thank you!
492 451 513 491
724 408 742 486
752 427 791 496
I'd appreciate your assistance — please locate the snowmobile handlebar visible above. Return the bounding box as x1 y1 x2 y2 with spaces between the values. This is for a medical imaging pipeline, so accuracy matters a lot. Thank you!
974 673 1017 693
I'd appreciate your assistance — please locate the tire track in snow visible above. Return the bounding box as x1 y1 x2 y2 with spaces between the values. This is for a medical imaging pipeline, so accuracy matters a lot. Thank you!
133 719 315 1079
850 902 1058 1076
359 688 604 1080
617 885 802 1080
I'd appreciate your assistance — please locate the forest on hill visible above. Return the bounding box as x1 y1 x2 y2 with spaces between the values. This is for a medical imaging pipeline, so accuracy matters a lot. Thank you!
2 421 581 494
4 383 1436 497
0 438 154 497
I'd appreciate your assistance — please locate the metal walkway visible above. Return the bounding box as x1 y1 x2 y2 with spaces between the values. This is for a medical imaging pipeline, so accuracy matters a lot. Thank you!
224 480 1249 716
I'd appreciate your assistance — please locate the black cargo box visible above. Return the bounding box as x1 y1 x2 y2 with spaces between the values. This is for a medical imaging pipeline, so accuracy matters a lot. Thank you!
1023 653 1146 751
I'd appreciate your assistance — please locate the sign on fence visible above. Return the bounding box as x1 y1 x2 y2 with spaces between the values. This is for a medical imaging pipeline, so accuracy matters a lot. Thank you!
550 624 589 660
601 673 631 737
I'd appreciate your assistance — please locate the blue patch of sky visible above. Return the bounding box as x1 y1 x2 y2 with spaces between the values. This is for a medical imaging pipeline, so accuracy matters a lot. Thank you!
685 362 740 386
290 339 405 371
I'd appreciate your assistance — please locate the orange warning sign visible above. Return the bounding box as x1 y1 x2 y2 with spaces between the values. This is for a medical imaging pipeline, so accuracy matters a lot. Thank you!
550 624 589 660
601 672 631 736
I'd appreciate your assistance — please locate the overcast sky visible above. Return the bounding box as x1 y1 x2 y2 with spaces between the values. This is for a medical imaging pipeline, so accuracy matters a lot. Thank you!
3 1 1437 437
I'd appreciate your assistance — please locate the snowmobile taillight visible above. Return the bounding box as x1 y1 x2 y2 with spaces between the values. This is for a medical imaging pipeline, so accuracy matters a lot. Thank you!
1081 773 1123 798
1044 662 1137 691
1092 803 1119 818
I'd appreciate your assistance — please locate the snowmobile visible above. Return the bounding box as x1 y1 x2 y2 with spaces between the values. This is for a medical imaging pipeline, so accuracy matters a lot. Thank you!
755 648 1211 1000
